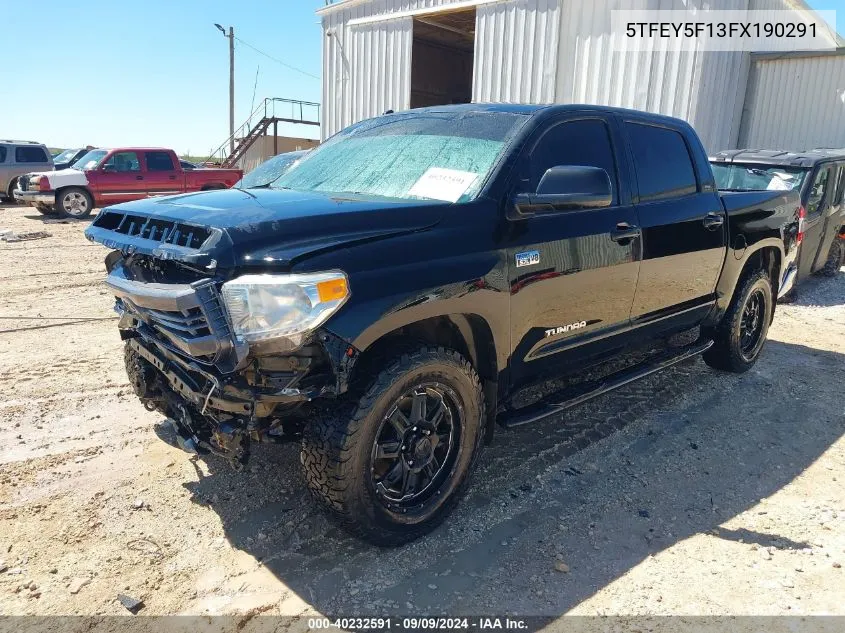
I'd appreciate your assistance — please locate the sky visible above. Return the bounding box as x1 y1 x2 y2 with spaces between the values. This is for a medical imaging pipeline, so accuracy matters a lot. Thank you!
3 0 842 156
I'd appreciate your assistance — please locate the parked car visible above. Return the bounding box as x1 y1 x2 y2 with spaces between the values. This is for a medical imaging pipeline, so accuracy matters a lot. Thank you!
0 140 52 202
85 104 800 545
710 149 845 291
234 150 308 189
180 160 199 170
51 146 97 171
14 148 242 218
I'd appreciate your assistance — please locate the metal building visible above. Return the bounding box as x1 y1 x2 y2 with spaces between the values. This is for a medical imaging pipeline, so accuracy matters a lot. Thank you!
318 0 843 152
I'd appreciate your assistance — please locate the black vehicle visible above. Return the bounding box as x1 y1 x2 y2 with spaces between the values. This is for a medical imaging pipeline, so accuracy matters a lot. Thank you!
52 147 95 171
85 105 800 545
711 149 845 284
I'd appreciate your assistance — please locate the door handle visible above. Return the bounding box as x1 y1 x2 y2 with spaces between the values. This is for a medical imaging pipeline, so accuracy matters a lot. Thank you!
610 222 641 243
135 175 144 180
703 213 724 230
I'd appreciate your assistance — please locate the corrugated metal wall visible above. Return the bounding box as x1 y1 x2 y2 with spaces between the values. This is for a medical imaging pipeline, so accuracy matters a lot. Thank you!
322 0 484 138
553 0 750 152
321 0 841 149
739 52 845 150
472 0 560 104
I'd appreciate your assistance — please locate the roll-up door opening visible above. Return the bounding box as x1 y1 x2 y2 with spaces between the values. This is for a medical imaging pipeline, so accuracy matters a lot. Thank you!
410 8 476 108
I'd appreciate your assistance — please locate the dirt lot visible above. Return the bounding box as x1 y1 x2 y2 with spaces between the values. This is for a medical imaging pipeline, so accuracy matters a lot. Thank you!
1 202 844 622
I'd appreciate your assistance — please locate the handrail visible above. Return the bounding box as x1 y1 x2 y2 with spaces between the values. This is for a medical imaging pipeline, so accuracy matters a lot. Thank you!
208 97 321 165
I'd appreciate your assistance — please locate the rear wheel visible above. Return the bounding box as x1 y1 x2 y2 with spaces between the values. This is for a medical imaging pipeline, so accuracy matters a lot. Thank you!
817 239 844 277
57 187 93 219
301 346 485 546
704 269 773 373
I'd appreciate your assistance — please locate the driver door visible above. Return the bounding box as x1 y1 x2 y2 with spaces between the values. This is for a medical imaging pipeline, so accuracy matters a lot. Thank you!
95 151 147 204
506 115 641 388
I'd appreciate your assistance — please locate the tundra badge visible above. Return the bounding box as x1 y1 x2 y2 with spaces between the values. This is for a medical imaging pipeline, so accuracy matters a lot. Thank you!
515 250 540 268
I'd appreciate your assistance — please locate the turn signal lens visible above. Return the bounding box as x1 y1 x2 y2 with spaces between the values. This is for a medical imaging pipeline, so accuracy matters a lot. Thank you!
39 177 51 191
316 277 349 302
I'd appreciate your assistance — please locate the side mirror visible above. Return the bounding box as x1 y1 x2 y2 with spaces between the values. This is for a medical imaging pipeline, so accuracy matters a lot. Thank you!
509 165 612 219
102 164 116 173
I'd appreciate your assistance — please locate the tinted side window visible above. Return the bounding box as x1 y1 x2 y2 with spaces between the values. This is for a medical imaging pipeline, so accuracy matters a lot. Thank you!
529 119 618 204
146 151 175 172
0 146 6 163
15 146 49 163
103 152 141 172
806 167 831 215
625 123 697 201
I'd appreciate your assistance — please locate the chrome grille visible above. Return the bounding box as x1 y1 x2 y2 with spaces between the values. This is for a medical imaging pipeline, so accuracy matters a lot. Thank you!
92 211 212 249
145 306 211 340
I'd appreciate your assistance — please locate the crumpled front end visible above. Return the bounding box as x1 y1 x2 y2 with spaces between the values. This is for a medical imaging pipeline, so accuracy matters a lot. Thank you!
85 209 357 468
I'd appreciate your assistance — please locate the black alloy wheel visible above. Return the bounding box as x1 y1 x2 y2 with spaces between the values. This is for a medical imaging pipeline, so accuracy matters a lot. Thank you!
370 384 460 509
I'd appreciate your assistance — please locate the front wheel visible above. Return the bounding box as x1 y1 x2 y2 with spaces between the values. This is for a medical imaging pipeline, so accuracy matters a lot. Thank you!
57 187 93 219
6 178 20 204
704 269 773 373
301 346 485 546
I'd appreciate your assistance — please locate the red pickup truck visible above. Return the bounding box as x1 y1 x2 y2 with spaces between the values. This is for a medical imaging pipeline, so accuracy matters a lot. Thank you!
14 148 242 218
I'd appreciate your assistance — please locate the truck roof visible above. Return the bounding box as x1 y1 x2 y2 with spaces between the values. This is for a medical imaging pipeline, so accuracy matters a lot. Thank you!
397 103 693 127
710 148 845 168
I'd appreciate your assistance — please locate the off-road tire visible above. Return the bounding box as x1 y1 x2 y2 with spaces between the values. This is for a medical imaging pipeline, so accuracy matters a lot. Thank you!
57 187 94 219
301 346 485 546
704 268 773 373
817 239 844 277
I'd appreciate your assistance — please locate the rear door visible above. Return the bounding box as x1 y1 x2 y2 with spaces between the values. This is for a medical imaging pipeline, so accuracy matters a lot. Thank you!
623 120 726 329
94 151 147 204
799 164 834 278
507 114 641 387
143 151 183 197
809 162 844 273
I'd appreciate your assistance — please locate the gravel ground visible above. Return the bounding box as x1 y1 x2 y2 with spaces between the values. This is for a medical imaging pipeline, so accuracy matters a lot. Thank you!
1 203 844 623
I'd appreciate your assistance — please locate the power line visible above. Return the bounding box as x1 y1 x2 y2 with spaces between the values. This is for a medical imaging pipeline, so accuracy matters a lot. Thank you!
233 36 320 80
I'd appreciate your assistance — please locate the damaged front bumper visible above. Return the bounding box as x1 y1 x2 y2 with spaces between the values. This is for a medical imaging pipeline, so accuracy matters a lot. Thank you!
112 264 358 421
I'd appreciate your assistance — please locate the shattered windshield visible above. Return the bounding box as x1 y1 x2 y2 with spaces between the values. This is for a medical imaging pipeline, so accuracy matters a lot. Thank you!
235 150 307 189
711 163 809 192
270 111 529 203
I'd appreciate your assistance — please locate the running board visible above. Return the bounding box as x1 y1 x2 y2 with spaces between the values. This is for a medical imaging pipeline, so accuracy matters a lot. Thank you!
499 339 714 429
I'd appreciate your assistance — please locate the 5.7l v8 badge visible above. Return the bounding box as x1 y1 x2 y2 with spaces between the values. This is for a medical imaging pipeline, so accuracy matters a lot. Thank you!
515 250 540 267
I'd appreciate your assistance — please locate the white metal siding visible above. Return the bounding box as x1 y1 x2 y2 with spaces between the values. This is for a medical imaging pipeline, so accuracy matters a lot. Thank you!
322 0 489 138
740 53 845 150
553 0 749 152
473 0 560 104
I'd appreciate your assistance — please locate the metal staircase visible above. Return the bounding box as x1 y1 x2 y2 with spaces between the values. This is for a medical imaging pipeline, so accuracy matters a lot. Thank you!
209 98 321 168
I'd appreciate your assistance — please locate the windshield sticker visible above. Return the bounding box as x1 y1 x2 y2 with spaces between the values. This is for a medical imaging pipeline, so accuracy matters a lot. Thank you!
408 168 479 203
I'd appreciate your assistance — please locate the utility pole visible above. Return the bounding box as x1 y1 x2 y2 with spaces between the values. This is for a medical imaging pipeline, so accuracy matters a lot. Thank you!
214 24 235 155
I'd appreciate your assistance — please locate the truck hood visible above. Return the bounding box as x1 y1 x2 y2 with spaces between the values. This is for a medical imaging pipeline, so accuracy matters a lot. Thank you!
84 188 446 269
32 168 88 188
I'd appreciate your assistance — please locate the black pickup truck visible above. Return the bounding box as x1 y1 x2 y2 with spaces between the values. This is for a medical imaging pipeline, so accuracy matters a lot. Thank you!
85 104 800 545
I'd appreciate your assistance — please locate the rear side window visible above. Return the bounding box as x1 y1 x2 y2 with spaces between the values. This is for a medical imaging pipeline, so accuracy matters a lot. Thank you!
146 151 175 172
529 118 619 204
625 123 697 201
15 146 49 163
0 146 6 163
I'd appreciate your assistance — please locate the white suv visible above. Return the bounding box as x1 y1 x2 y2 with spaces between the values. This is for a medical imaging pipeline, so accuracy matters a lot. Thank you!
0 140 53 202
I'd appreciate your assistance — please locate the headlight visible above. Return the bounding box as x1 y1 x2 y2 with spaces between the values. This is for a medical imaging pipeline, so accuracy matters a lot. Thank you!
221 271 350 348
